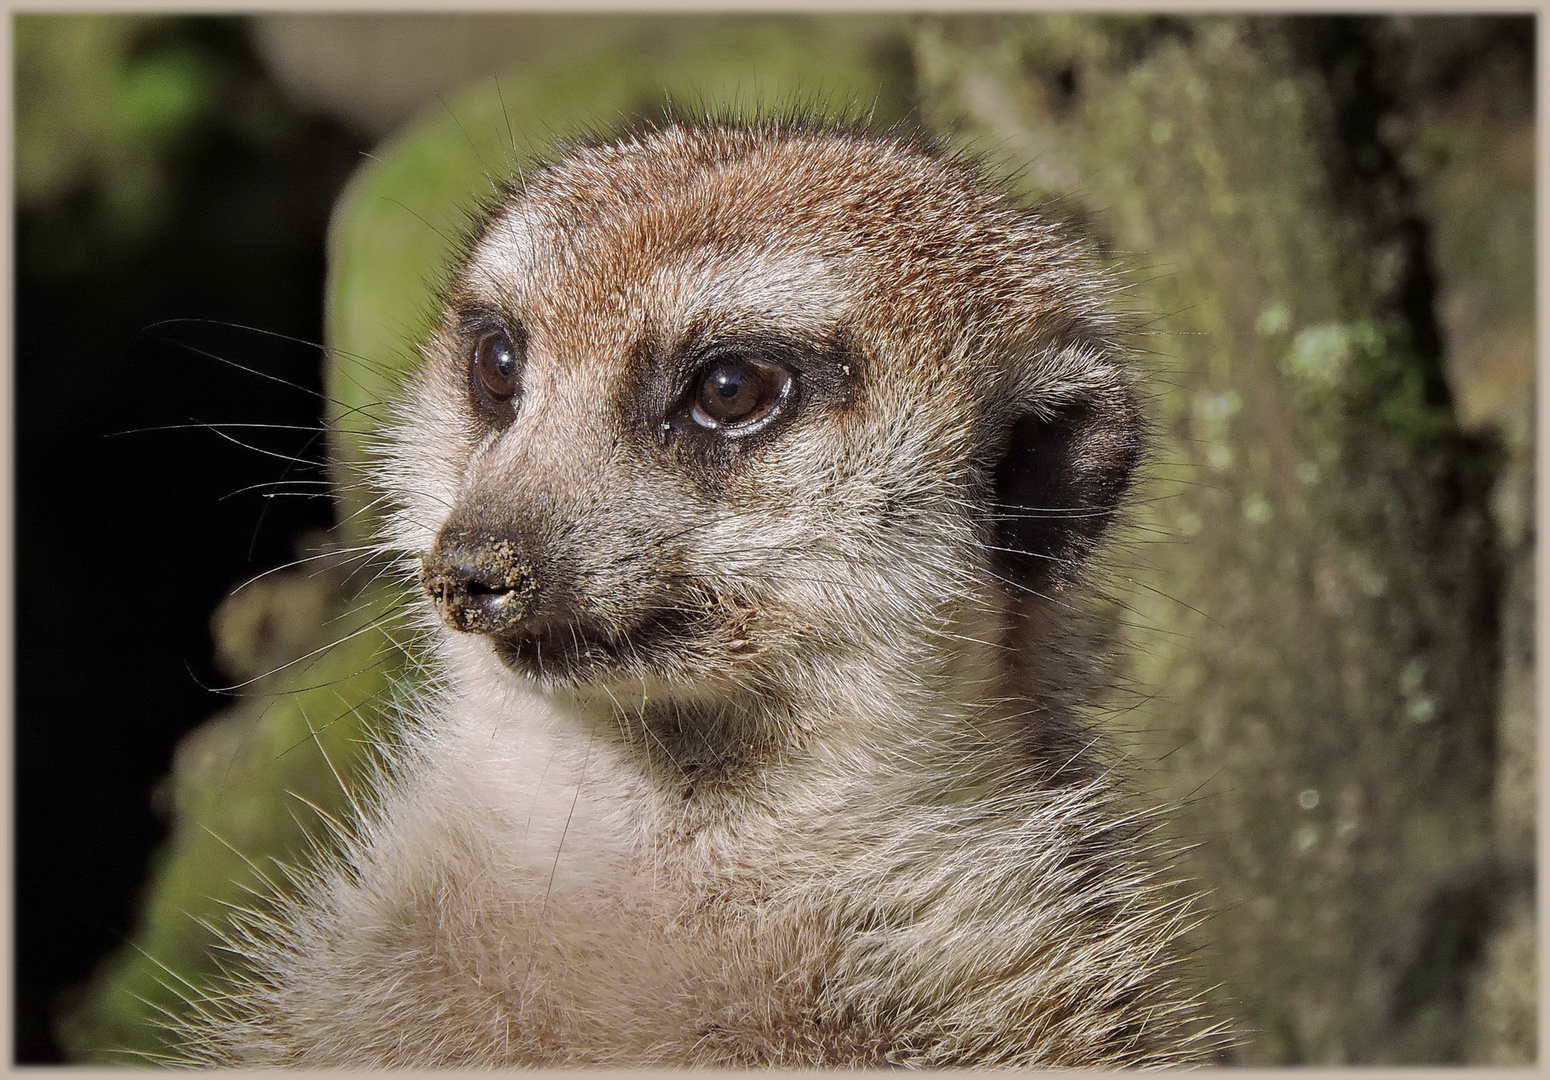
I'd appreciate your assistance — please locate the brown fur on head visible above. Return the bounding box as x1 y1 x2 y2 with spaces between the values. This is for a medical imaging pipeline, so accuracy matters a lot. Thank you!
386 117 1141 773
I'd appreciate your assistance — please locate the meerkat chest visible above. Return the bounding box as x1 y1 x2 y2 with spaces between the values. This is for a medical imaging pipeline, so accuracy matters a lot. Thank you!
421 691 651 889
340 701 809 1064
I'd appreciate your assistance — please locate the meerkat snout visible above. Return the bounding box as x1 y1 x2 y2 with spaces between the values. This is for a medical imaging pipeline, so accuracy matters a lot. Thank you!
419 533 537 635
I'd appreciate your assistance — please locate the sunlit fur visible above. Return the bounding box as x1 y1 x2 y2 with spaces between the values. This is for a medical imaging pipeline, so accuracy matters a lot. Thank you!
174 116 1221 1066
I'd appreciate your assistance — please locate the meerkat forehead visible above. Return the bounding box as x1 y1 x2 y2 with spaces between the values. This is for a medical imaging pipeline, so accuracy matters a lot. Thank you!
456 124 1063 367
467 229 848 349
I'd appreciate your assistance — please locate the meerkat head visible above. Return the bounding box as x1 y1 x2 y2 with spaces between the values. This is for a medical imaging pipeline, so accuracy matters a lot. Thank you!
386 118 1140 715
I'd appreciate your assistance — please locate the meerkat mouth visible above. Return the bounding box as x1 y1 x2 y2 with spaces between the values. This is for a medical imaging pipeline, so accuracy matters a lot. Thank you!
491 619 620 676
489 604 706 683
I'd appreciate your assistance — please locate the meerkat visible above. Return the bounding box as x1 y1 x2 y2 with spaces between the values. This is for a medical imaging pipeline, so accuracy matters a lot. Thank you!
175 115 1218 1067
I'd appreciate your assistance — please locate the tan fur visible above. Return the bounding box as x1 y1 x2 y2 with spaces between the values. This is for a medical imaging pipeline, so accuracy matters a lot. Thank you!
175 117 1220 1067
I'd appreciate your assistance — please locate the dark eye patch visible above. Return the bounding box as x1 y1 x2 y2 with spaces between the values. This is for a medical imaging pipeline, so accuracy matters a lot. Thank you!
609 324 862 487
623 325 861 459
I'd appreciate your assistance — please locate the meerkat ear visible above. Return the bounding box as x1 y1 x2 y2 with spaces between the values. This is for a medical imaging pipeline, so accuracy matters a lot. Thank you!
989 368 1142 595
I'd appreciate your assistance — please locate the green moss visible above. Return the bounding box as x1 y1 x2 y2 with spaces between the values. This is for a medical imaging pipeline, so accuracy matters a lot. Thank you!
15 15 281 269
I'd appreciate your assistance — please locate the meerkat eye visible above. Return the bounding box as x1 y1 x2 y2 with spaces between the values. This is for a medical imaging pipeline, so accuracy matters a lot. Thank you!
468 323 523 421
689 357 792 431
472 329 520 403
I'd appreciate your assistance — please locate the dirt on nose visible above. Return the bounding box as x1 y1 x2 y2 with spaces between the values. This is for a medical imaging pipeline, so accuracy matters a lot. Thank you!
420 537 540 634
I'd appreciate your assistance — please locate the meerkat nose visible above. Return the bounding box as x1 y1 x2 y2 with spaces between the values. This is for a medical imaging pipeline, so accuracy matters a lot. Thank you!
419 537 538 635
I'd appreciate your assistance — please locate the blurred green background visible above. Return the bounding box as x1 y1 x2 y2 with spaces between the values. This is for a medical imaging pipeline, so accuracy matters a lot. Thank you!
14 12 1534 1067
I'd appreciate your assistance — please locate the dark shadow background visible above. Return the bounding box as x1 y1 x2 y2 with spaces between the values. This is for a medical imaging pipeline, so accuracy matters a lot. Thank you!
14 18 368 1062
